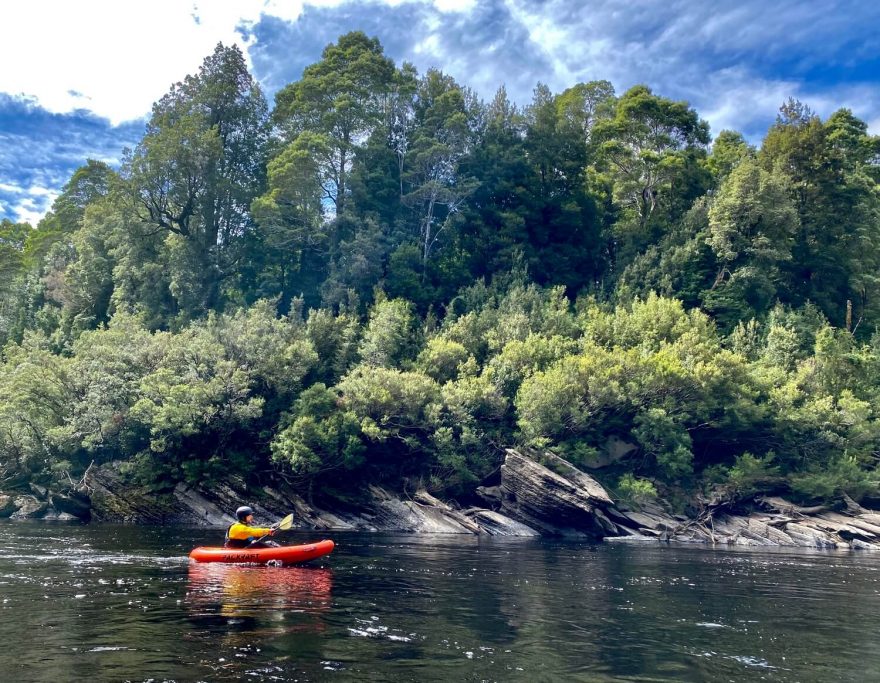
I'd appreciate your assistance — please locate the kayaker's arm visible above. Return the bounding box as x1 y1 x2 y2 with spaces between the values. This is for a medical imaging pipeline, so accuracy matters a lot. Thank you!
247 513 295 547
227 522 274 541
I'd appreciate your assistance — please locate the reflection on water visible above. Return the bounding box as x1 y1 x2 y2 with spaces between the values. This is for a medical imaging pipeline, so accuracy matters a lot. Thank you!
2 522 880 682
184 563 333 660
187 562 332 622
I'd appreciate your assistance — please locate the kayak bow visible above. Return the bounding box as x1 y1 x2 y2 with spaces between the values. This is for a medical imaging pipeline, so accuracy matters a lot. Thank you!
189 539 335 565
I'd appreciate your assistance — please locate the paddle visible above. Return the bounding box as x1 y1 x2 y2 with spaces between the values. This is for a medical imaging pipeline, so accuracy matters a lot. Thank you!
248 513 294 547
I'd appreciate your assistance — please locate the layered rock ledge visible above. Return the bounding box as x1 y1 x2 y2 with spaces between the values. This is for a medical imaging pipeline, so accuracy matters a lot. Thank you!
3 448 880 549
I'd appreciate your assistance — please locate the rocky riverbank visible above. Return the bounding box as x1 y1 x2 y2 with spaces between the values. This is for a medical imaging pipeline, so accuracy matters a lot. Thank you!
3 448 880 550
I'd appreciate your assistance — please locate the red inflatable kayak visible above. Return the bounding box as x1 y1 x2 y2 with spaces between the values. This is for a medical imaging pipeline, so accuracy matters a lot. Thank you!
189 539 335 565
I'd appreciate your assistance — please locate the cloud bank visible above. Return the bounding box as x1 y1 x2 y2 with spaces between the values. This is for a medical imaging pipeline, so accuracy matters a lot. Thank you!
1 0 878 223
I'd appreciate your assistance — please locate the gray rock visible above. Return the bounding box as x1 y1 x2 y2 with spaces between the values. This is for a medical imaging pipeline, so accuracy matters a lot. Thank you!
604 533 661 543
29 483 48 499
850 539 879 550
0 494 19 518
49 492 91 520
356 486 478 534
10 496 48 519
468 510 540 536
172 483 236 526
783 522 839 549
41 511 79 522
746 518 797 546
499 449 614 537
87 463 178 523
617 510 677 532
83 460 511 535
475 485 502 508
840 514 880 536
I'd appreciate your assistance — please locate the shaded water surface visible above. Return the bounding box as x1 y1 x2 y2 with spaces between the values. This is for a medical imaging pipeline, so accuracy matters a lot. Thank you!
1 522 879 681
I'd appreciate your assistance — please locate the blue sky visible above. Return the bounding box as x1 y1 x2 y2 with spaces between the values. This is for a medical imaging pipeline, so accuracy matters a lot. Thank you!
1 0 878 224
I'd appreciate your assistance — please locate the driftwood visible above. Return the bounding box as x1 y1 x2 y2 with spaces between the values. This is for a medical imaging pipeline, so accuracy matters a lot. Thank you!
758 496 827 516
77 460 96 493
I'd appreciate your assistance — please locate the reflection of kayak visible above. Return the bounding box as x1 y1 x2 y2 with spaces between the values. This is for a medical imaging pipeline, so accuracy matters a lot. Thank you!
186 563 333 629
188 562 334 599
189 539 335 565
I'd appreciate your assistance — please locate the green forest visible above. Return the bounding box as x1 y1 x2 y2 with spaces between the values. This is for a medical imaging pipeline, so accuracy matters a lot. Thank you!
2 33 880 511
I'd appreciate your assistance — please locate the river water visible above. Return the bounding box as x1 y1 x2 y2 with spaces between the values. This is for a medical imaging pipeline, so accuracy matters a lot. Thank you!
1 522 879 682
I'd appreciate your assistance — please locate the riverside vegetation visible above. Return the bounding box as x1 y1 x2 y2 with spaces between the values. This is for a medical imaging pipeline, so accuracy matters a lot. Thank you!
2 33 880 525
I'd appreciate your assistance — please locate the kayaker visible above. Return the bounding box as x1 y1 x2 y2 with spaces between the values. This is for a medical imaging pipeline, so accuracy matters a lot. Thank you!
224 506 280 549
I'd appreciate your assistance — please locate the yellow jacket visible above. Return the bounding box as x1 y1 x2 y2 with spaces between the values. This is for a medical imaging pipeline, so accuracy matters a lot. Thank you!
226 522 272 541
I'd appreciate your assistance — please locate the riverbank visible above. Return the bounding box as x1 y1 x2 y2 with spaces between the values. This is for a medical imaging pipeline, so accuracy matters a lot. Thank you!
4 448 880 550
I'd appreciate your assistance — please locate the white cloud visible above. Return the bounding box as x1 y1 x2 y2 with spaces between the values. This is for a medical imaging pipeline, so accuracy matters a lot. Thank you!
0 0 479 126
432 0 477 12
14 196 57 225
3 2 230 124
0 181 59 224
0 0 361 124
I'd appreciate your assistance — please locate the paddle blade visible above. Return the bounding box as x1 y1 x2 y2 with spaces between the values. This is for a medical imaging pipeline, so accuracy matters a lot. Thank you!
275 513 294 531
